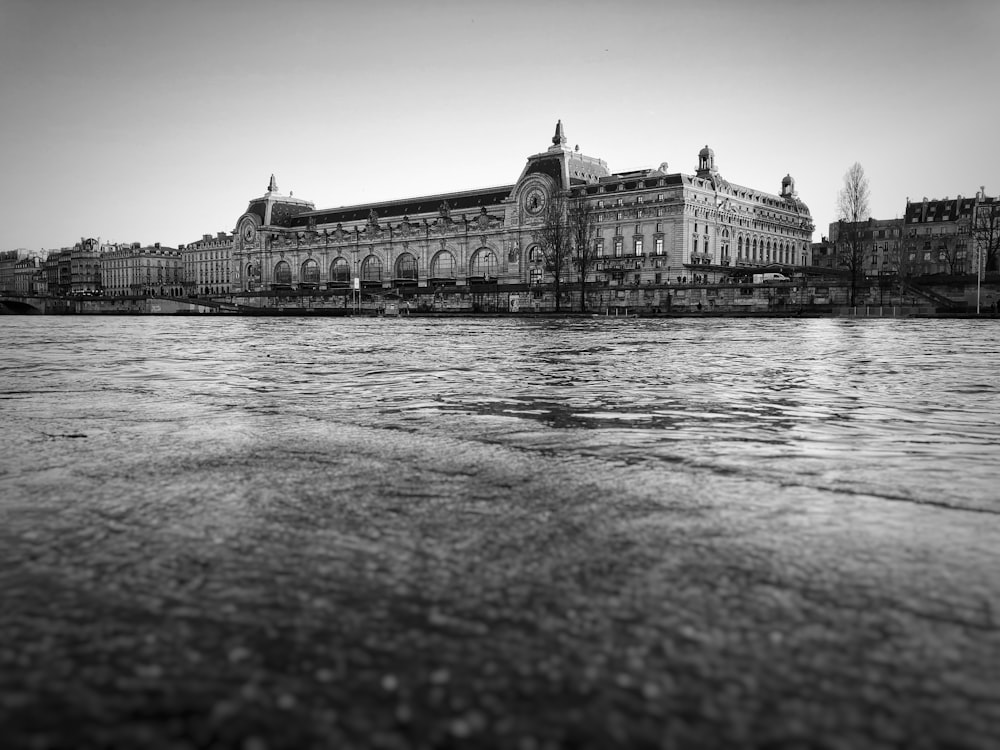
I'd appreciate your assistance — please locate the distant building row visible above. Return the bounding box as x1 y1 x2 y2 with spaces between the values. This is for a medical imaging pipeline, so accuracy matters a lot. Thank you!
4 124 997 299
812 190 1000 278
0 233 237 298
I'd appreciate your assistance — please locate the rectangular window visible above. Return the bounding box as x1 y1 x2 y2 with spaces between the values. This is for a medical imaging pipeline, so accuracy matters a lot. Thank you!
634 238 643 255
654 273 661 284
596 239 604 256
614 239 623 257
655 238 664 255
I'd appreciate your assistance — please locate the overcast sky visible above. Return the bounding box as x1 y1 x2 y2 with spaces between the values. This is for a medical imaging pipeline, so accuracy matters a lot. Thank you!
1 0 997 252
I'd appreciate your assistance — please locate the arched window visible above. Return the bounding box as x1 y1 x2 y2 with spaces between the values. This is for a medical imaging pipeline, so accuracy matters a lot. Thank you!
301 259 319 287
430 250 456 279
528 244 544 263
766 240 772 262
752 238 758 261
470 248 498 279
737 235 744 259
395 253 418 281
329 257 350 284
274 260 291 286
360 255 382 283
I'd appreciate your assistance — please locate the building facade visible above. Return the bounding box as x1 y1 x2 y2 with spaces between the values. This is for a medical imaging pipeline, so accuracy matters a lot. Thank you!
229 123 814 295
828 217 904 278
13 256 39 294
179 232 234 296
0 250 18 293
100 242 183 297
899 191 999 276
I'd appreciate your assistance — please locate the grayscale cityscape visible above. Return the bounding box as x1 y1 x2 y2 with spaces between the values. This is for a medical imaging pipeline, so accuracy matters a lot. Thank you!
2 1 999 749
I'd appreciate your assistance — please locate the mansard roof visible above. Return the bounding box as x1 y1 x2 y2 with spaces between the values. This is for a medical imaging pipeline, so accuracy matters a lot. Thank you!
904 196 977 222
289 185 514 227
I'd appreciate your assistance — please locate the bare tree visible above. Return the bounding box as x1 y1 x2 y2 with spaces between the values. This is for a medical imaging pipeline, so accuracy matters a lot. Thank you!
567 193 599 312
836 162 871 305
970 195 1000 274
936 232 968 276
532 192 573 313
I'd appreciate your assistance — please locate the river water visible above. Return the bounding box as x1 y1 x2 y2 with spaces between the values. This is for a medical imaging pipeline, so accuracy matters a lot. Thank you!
2 315 1000 747
3 316 998 512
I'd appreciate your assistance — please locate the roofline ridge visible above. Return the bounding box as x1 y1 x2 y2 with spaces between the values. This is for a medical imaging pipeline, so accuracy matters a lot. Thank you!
300 184 516 217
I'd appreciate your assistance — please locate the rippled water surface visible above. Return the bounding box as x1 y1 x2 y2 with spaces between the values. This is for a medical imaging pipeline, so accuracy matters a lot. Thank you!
3 315 999 512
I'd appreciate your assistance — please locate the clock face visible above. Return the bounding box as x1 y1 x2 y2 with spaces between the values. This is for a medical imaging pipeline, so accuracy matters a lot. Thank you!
524 187 547 216
242 223 256 244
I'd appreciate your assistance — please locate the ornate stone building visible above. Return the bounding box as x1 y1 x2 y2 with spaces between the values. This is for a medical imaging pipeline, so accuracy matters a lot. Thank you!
180 232 235 296
230 123 813 294
100 242 183 297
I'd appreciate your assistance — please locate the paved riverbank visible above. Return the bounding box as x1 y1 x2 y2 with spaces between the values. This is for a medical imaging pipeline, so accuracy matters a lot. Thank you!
2 414 999 750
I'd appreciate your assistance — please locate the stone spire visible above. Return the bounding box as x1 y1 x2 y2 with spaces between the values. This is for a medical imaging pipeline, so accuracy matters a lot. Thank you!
267 174 278 193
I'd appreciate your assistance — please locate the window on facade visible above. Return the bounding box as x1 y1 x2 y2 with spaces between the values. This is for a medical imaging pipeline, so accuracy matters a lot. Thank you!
301 259 320 285
431 251 456 279
274 261 292 285
634 238 643 255
655 238 664 255
614 239 623 257
596 239 604 256
361 256 383 282
395 253 418 280
470 250 498 279
330 258 350 283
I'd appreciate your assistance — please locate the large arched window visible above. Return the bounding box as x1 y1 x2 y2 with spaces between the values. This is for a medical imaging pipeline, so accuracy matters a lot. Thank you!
301 259 319 287
329 257 350 285
528 244 544 263
430 250 456 280
360 255 382 283
395 253 418 281
737 235 744 259
752 238 758 261
470 248 498 280
274 260 291 286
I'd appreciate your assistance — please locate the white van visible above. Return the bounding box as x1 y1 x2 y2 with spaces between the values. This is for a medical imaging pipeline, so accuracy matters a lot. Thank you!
753 273 790 283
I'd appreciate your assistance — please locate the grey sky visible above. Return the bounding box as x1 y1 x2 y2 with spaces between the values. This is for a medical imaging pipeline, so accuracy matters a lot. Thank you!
1 0 997 251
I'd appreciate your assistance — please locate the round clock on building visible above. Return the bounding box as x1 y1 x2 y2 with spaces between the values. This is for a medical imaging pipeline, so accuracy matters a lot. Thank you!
524 187 547 216
242 223 256 244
